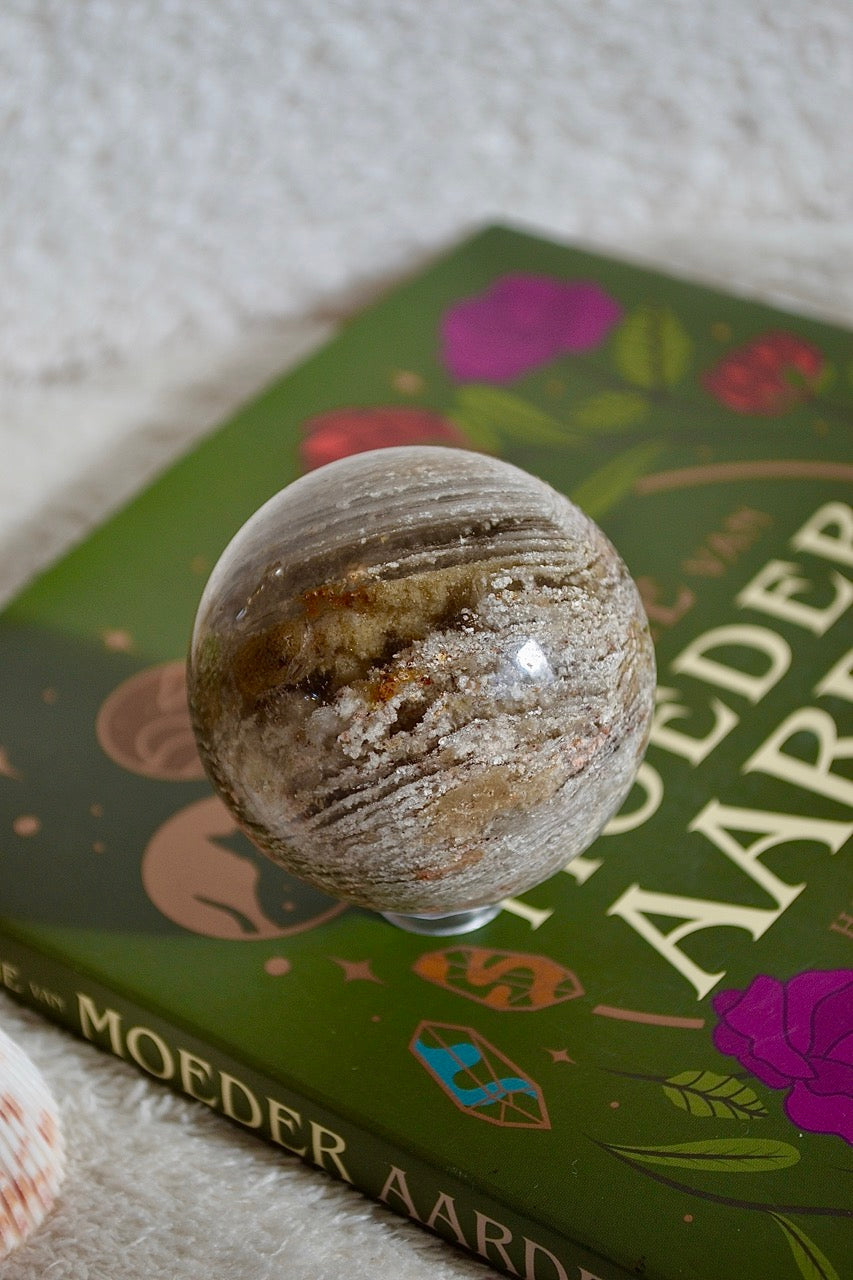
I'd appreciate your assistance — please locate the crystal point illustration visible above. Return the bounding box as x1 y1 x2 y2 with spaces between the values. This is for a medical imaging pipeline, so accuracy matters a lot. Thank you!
411 1020 550 1129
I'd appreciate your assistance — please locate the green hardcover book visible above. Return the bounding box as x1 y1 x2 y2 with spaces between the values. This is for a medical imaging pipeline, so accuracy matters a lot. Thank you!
1 226 850 1280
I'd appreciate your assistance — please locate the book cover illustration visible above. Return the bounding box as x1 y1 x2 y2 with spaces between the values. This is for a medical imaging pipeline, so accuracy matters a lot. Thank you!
1 227 851 1280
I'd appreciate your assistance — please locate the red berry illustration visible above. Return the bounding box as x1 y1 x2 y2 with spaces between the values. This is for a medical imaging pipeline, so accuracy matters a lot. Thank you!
300 406 467 470
702 331 826 415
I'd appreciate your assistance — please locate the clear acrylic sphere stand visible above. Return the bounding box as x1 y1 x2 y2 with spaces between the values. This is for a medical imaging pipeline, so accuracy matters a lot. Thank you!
380 904 502 935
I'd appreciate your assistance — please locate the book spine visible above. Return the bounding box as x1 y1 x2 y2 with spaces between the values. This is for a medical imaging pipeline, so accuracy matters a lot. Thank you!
0 926 632 1280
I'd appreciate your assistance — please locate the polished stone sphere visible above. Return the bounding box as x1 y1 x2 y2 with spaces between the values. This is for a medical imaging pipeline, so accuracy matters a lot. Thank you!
188 447 655 915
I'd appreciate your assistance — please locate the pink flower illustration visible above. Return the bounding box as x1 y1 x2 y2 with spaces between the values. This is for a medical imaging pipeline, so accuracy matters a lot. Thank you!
441 274 623 383
300 406 467 471
702 331 826 415
712 970 853 1145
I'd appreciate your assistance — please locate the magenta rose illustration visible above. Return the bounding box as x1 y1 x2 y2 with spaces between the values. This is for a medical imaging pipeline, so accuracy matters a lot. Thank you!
300 406 467 471
440 274 623 383
712 970 853 1145
702 331 826 415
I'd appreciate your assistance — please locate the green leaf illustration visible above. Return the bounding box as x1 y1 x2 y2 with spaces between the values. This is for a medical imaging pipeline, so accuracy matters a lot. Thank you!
769 1214 840 1280
452 384 576 447
572 391 650 432
662 1071 768 1121
569 440 664 519
447 410 503 454
814 361 835 394
612 305 692 389
604 1138 800 1173
784 361 835 396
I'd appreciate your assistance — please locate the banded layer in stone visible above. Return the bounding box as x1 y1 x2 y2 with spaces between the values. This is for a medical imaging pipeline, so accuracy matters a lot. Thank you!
188 446 655 913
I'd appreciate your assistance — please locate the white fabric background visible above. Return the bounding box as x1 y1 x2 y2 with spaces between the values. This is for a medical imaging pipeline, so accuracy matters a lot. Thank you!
1 2 851 1276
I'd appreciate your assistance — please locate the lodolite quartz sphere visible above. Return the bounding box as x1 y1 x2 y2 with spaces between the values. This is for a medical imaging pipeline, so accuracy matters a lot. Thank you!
188 447 655 918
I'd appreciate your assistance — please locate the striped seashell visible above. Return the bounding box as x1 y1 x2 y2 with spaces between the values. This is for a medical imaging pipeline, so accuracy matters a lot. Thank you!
0 1025 65 1260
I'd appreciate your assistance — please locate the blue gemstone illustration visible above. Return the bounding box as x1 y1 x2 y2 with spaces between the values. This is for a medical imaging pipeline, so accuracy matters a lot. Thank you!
410 1020 549 1129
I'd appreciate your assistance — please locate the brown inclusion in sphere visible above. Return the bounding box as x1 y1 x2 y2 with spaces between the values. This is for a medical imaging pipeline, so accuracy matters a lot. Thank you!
188 447 655 915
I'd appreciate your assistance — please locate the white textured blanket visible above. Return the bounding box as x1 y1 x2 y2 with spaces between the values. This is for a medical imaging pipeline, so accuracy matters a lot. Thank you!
1 3 851 1277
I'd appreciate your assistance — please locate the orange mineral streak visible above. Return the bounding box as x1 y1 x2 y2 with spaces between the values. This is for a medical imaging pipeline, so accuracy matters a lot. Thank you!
302 579 372 619
366 665 432 705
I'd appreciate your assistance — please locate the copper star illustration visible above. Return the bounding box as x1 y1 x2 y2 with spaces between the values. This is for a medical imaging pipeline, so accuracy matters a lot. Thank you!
545 1048 575 1064
331 958 385 985
0 747 22 780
